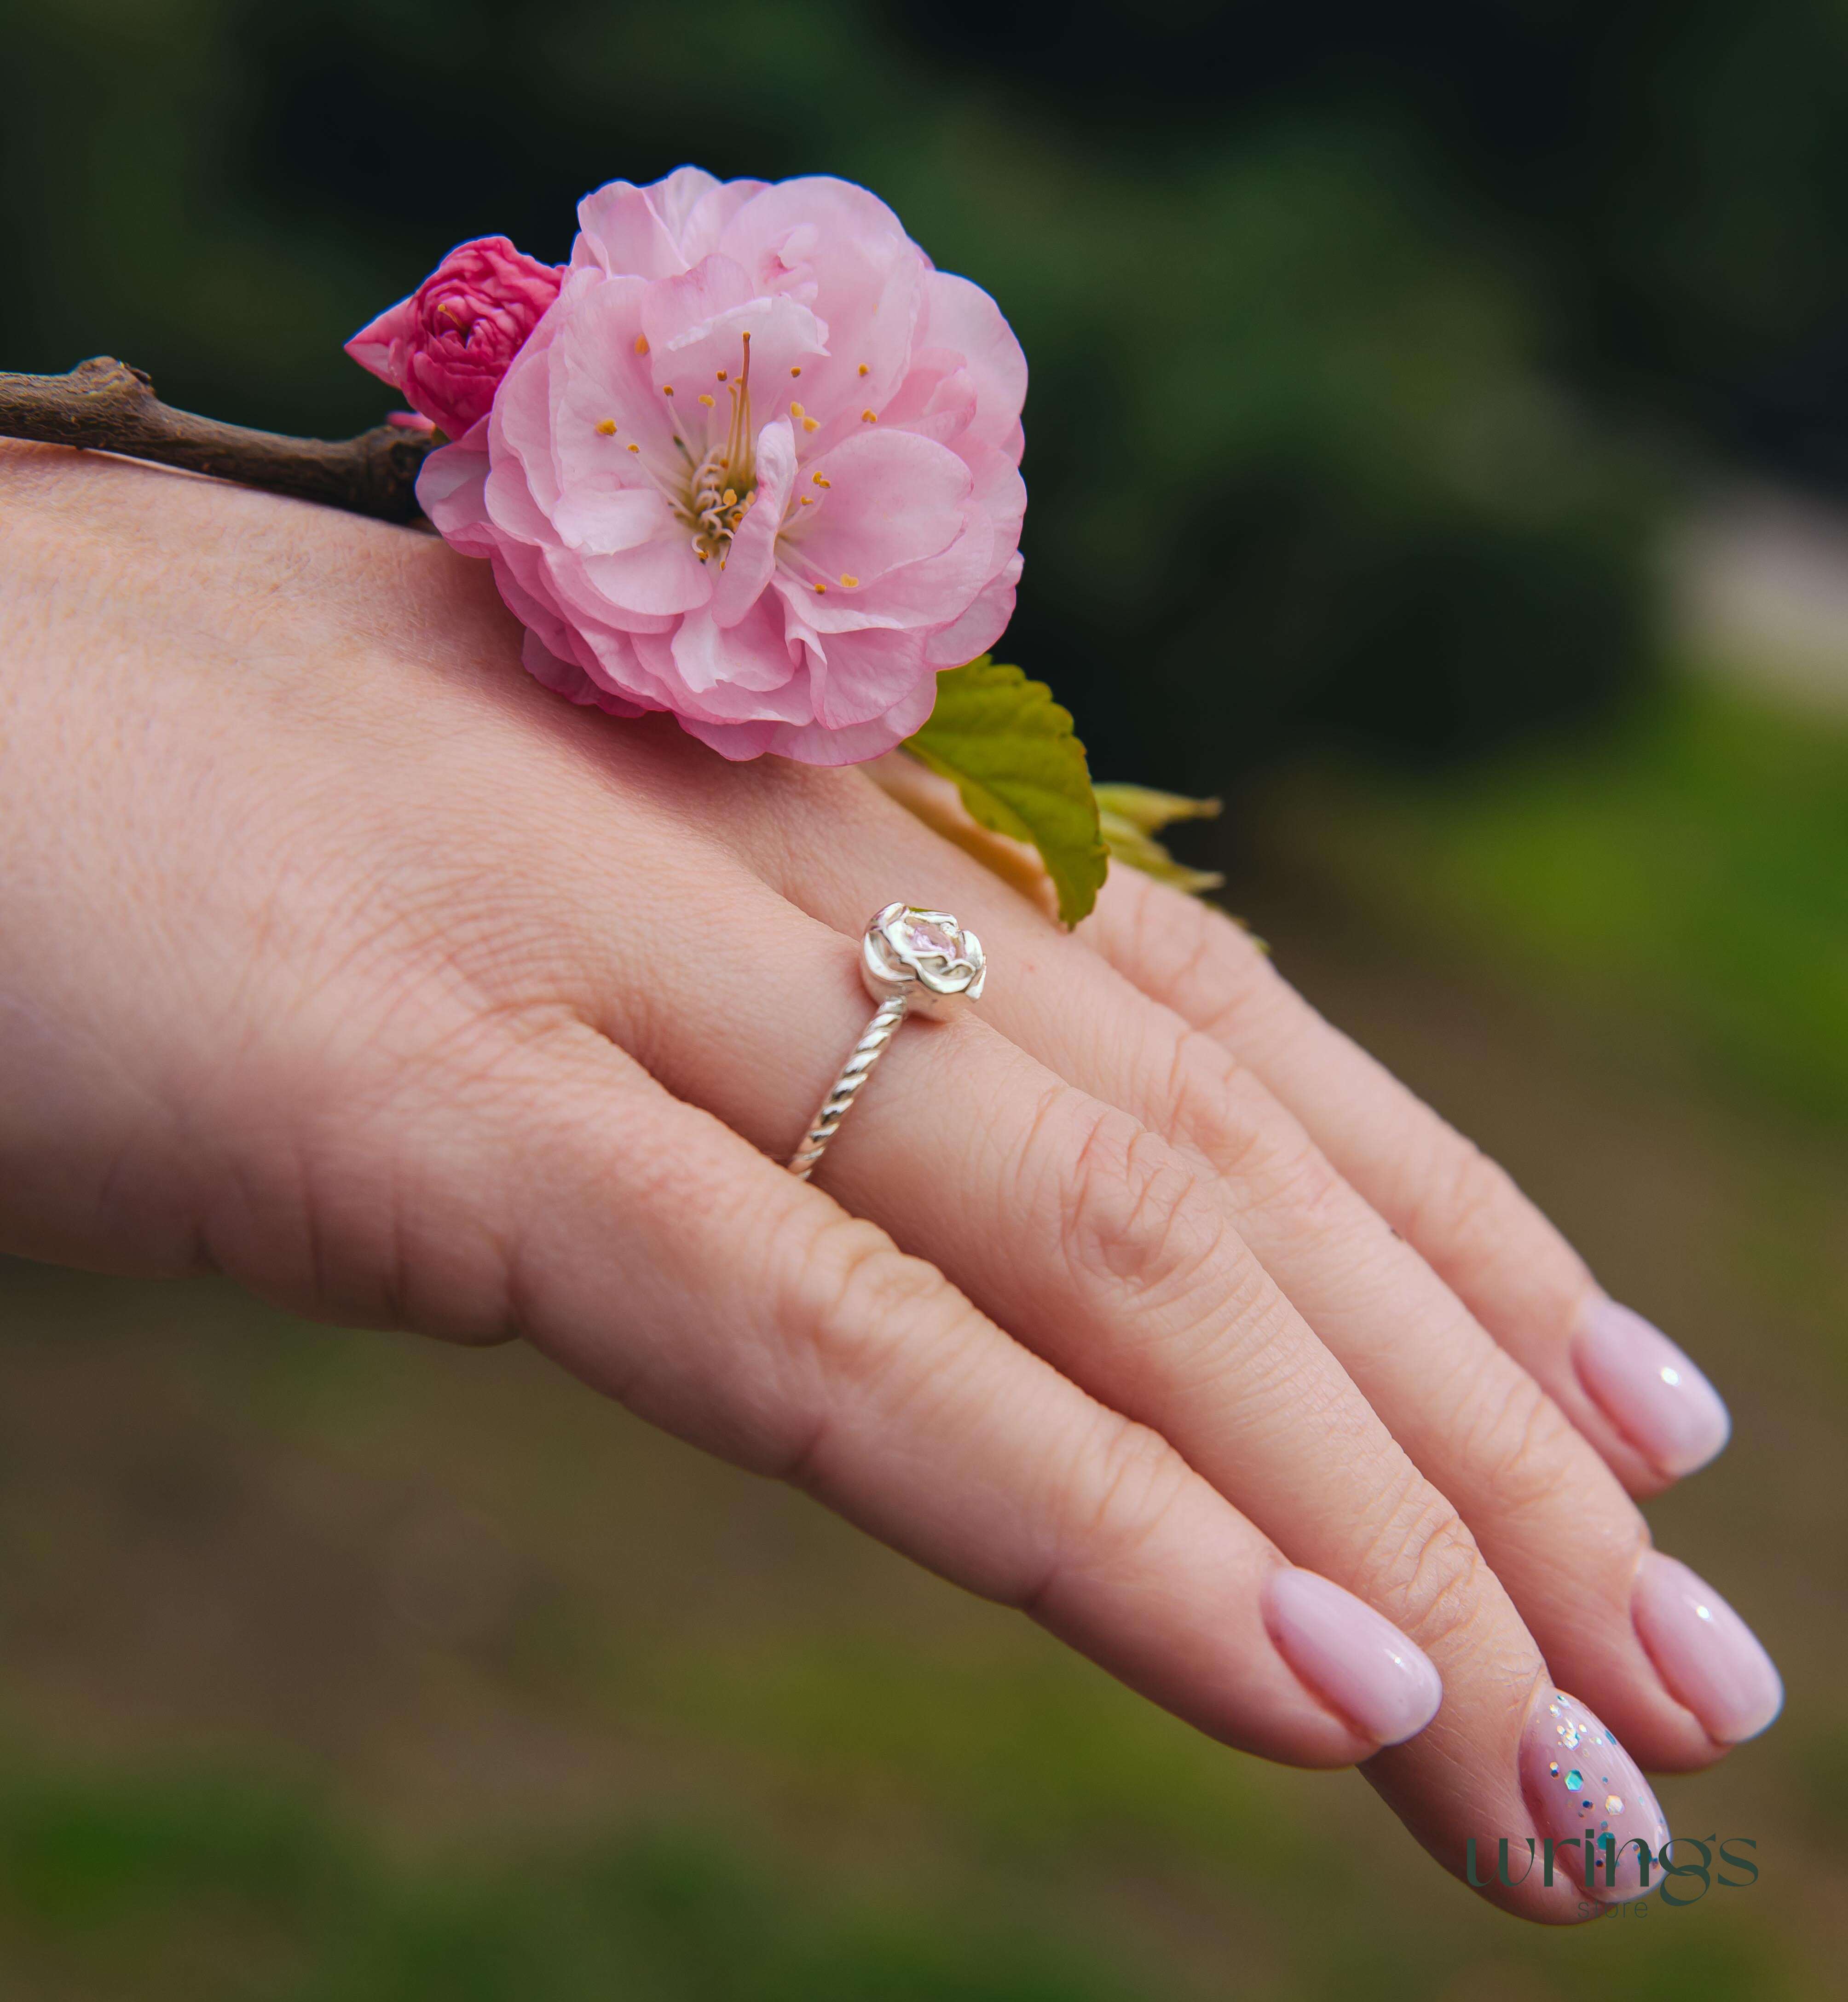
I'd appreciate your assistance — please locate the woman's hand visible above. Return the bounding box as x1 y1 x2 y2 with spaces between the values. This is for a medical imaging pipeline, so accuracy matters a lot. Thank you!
0 444 1779 1920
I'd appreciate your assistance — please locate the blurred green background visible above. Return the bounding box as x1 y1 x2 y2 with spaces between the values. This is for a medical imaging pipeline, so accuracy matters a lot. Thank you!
4 0 1848 1995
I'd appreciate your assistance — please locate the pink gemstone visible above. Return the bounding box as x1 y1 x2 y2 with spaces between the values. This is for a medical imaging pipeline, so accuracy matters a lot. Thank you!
896 914 957 960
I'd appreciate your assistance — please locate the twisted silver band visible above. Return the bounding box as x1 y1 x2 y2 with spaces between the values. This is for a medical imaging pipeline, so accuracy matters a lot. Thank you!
786 904 987 1183
787 991 909 1182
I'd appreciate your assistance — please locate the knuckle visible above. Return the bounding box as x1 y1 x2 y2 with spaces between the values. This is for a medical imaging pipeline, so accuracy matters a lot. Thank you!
1410 1132 1523 1266
1161 1033 1356 1247
1457 1358 1583 1522
1022 1412 1193 1613
1126 877 1267 1026
1138 881 1220 993
1365 1479 1491 1657
1157 1028 1259 1166
1233 1124 1351 1238
1057 1102 1223 1307
776 1211 950 1408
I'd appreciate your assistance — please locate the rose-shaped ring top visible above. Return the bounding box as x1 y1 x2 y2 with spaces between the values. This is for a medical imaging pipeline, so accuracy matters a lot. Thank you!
861 904 986 1018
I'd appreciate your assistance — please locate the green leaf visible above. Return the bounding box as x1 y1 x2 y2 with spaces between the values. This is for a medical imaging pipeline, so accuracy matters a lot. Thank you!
904 657 1109 927
1093 783 1226 896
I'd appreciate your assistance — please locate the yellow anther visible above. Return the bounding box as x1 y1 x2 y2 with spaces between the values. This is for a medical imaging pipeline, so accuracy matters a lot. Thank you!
813 474 830 487
595 418 617 435
663 385 675 396
814 582 827 594
626 442 640 453
803 417 820 432
698 393 716 407
716 368 728 381
634 334 650 354
840 574 859 588
791 401 805 419
860 409 877 422
799 494 813 504
790 365 802 377
858 363 869 376
722 487 737 506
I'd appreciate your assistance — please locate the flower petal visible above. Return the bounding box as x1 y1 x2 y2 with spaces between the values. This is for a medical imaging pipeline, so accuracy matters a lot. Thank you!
521 628 649 717
674 174 771 262
553 532 710 621
551 484 674 556
572 179 692 279
751 669 940 766
778 427 970 589
415 434 495 551
670 597 802 698
922 270 1027 452
716 177 926 426
923 551 1022 667
808 625 932 730
647 292 830 458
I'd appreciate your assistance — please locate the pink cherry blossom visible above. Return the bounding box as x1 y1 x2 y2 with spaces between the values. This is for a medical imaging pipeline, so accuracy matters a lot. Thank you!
415 168 1028 764
346 237 564 440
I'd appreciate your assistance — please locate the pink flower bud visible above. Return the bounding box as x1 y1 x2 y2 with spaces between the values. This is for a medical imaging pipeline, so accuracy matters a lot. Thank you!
346 237 563 440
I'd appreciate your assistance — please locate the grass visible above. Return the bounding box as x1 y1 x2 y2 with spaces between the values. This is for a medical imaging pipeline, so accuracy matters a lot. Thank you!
0 1770 1141 2002
0 1753 1802 2002
1263 675 1848 1126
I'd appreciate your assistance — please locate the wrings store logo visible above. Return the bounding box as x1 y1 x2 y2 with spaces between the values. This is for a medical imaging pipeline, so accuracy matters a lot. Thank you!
1466 1833 1759 1909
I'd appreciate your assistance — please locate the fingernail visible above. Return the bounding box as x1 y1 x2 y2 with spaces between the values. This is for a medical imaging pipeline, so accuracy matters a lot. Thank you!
1574 1296 1731 1478
1520 1690 1669 1904
1263 1568 1443 1747
1633 1551 1784 1744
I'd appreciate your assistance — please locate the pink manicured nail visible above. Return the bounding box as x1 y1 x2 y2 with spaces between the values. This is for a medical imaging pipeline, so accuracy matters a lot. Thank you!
1575 1297 1731 1478
1520 1690 1669 1904
1634 1552 1784 1744
1263 1568 1443 1746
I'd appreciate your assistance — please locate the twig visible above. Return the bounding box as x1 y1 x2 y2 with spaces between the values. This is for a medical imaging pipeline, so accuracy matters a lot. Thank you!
0 357 436 523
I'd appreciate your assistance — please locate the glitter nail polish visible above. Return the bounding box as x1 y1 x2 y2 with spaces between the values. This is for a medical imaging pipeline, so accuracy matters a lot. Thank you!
1519 1690 1670 1904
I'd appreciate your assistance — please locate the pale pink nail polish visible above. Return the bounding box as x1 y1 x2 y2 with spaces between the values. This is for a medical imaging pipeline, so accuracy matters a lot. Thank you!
1575 1297 1731 1478
1634 1552 1784 1744
1263 1568 1443 1746
1520 1690 1669 1904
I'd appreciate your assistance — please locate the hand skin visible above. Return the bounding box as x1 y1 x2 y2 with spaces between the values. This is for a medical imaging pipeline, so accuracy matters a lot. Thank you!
0 443 1762 1920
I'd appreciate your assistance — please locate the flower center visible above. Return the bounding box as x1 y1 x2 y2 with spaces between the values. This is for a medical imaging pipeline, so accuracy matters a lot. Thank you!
675 331 757 567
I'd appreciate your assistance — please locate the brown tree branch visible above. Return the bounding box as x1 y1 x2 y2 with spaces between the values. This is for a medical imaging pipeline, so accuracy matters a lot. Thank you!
0 357 436 523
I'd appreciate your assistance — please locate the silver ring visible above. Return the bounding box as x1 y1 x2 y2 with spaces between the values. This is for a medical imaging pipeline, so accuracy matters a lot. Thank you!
787 904 987 1181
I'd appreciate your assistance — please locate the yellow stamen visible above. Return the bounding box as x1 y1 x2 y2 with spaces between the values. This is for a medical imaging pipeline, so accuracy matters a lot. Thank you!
860 409 877 422
803 417 820 432
813 474 830 487
634 333 649 354
627 442 640 453
716 368 728 381
790 365 802 377
722 487 737 506
595 418 617 436
840 574 859 587
663 385 675 397
791 401 805 419
698 393 716 407
799 494 813 504
858 363 869 376
814 582 827 594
